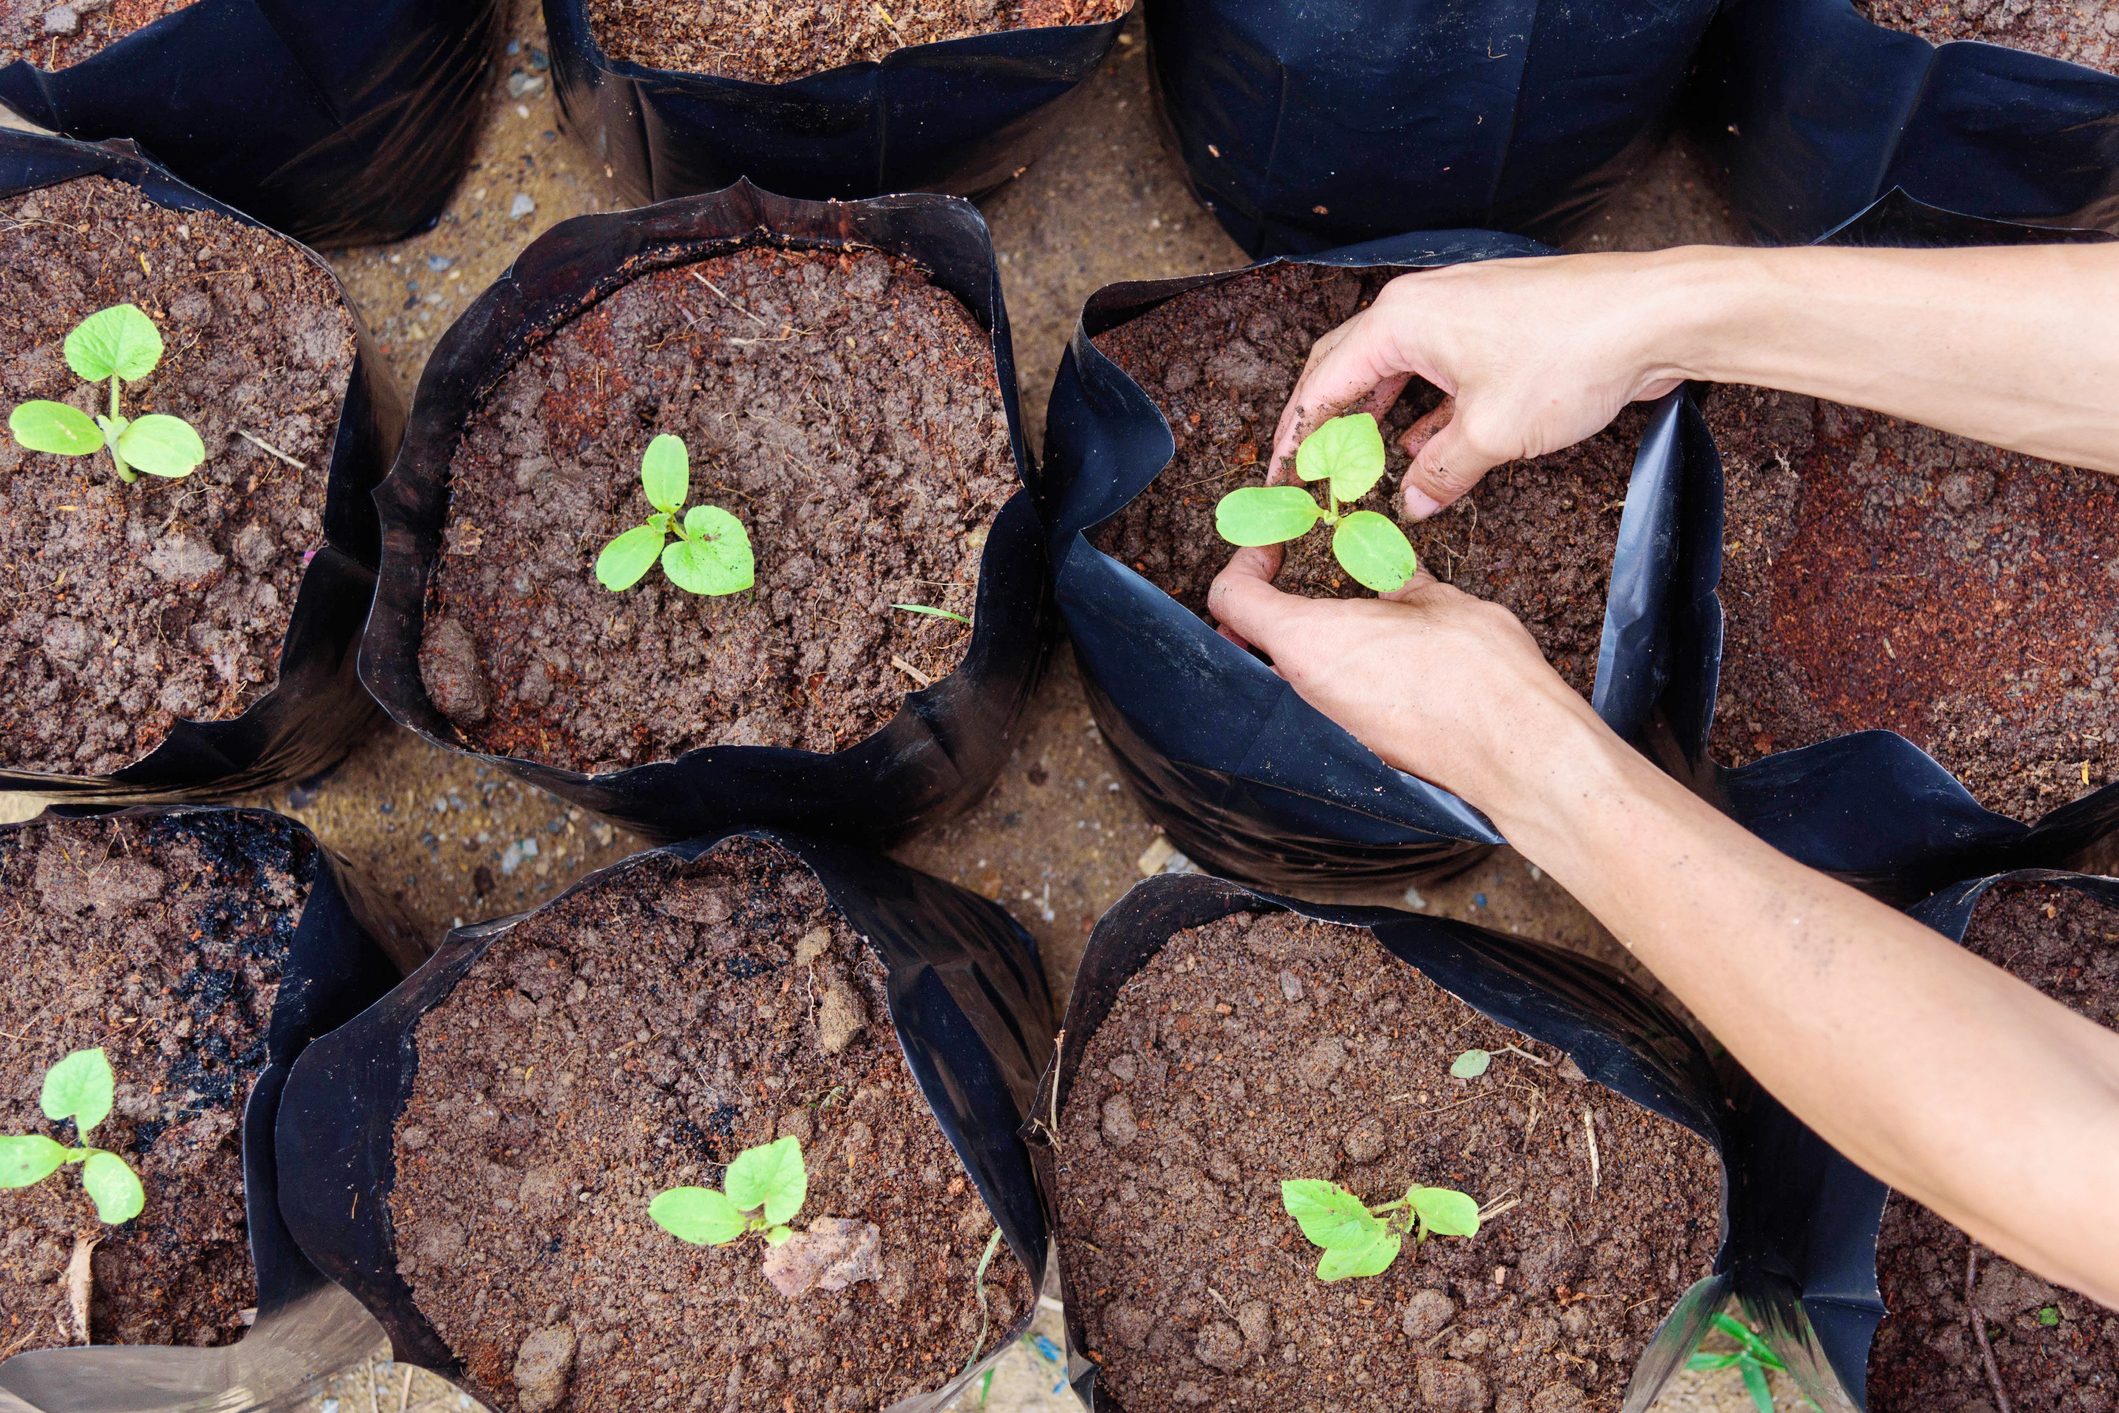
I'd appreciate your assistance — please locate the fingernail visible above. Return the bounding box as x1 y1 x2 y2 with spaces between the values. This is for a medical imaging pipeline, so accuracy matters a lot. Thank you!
1403 487 1444 520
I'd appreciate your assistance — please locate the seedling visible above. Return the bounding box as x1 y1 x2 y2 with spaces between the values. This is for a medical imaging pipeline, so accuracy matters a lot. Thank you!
650 1134 805 1247
1686 1313 1812 1413
1280 1176 1479 1281
596 433 754 596
891 602 970 626
1214 413 1417 593
8 303 205 484
0 1048 146 1225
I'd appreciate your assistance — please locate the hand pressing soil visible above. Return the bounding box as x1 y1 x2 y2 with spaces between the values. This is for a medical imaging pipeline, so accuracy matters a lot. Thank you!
1054 910 1722 1412
1855 0 2119 73
0 0 191 69
0 175 354 776
1705 386 2119 822
0 812 316 1353
1867 881 2119 1411
389 837 1028 1413
584 0 1129 85
1090 263 1646 698
419 244 1015 774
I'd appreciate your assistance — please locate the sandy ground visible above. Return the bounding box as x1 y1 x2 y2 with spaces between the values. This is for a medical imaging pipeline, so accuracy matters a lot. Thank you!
1 0 1814 1407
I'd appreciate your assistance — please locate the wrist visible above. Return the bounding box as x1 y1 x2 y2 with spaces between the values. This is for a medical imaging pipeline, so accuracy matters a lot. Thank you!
1613 245 1768 393
1472 704 1669 874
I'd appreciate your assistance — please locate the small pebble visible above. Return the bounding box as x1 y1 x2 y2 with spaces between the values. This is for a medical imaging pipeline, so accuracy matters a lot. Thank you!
509 193 536 220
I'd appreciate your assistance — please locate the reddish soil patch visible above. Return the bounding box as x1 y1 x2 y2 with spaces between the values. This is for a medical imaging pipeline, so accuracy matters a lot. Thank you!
0 0 191 69
586 0 1129 84
1054 910 1722 1412
390 836 1029 1412
1090 264 1647 697
1705 387 2119 821
419 244 1015 773
0 175 354 776
1868 881 2119 1410
0 811 316 1353
1855 0 2118 72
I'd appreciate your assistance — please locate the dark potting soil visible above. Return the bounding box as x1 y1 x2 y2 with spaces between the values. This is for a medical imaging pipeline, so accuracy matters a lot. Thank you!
1705 387 2119 822
585 0 1129 85
1854 0 2118 72
0 811 315 1354
389 836 1029 1413
1867 881 2119 1411
0 175 355 776
1089 265 1647 698
1053 911 1723 1412
0 0 191 69
419 245 1015 773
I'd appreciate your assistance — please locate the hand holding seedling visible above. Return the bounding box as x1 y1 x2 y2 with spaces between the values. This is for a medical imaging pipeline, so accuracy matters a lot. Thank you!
8 304 206 484
596 434 755 596
650 1134 805 1248
0 1048 147 1224
1281 1176 1480 1281
1215 413 1417 594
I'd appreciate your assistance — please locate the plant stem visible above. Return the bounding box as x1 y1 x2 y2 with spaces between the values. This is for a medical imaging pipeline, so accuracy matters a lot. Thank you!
106 376 133 483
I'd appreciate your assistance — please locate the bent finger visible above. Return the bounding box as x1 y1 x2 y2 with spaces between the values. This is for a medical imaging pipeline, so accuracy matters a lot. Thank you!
1268 310 1414 477
1400 408 1503 521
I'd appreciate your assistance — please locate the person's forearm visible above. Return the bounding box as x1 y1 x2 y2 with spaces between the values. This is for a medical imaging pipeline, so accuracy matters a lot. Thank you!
1633 242 2119 473
1468 708 2119 1303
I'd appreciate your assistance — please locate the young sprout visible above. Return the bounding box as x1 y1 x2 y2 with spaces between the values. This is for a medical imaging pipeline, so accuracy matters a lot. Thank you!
1280 1175 1480 1281
650 1134 805 1248
596 433 754 596
1214 412 1418 594
891 602 971 626
0 1048 146 1224
8 303 205 484
1686 1312 1804 1413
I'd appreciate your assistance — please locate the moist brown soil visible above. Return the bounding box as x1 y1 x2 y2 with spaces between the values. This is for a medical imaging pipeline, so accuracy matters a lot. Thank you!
0 176 354 776
0 0 191 69
1868 881 2119 1411
0 811 315 1354
586 0 1129 85
390 836 1030 1413
1089 264 1646 697
1053 910 1723 1412
419 244 1015 773
1704 387 2119 821
1855 0 2118 72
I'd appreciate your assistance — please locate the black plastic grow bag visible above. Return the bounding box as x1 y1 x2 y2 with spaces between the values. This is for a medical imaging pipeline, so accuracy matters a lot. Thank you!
274 827 1054 1413
0 131 404 806
360 178 1049 844
0 0 500 247
1042 231 1723 890
1142 0 1724 256
1640 192 2119 903
0 805 418 1413
543 0 1127 205
1031 873 1885 1411
1696 0 2119 244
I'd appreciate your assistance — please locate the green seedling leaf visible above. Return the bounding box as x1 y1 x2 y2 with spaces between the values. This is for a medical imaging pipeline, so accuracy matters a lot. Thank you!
664 506 754 595
65 303 163 383
1451 1049 1492 1079
41 1047 115 1137
80 1150 144 1225
115 414 205 479
1215 485 1324 546
1294 412 1388 502
1316 1225 1401 1281
649 1186 748 1246
1408 1186 1481 1238
10 400 102 456
597 524 666 591
1711 1314 1786 1369
1332 510 1418 593
725 1134 806 1223
1688 1352 1741 1372
641 433 689 512
2038 1306 2061 1327
1738 1357 1772 1413
765 1224 793 1247
892 603 972 626
0 1134 70 1188
1281 1180 1383 1250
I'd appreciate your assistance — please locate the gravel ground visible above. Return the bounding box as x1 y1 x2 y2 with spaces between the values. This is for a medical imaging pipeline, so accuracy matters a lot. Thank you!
0 1 1807 1408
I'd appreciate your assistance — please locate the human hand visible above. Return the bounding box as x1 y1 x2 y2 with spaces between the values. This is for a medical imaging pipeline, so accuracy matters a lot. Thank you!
1206 550 1601 811
1266 252 1686 521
